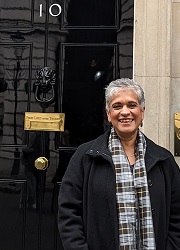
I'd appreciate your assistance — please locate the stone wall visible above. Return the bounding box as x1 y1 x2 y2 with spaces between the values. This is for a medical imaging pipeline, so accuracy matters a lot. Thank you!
134 0 180 165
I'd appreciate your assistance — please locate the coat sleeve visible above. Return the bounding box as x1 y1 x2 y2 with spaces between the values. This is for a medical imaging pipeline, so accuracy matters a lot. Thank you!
57 151 89 250
166 157 180 250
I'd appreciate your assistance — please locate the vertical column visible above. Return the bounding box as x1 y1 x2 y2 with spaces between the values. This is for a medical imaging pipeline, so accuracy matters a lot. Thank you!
133 0 172 149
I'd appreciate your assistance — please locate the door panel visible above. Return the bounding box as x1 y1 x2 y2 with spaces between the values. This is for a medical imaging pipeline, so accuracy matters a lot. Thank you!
61 43 117 146
0 43 32 146
0 0 34 28
0 179 27 250
61 0 119 28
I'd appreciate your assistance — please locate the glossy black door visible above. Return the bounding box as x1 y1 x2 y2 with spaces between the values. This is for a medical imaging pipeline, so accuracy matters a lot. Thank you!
0 1 63 249
0 0 133 249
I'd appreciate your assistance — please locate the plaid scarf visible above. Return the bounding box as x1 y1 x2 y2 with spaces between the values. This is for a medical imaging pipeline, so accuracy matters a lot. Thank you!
109 127 156 250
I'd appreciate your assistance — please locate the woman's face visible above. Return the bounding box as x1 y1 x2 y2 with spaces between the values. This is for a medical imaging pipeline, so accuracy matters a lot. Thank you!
106 89 144 138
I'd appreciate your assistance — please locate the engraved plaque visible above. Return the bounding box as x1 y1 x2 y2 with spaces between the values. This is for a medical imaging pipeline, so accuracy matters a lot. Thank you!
24 112 65 131
174 113 180 156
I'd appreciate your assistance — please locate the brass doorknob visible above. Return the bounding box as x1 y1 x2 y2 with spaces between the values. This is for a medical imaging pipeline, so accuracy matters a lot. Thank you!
34 157 48 170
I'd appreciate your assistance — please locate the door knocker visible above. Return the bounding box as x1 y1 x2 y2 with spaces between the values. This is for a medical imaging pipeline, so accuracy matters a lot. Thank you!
34 67 56 108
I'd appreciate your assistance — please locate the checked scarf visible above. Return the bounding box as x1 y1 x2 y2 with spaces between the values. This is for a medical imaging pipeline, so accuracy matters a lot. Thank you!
108 127 156 250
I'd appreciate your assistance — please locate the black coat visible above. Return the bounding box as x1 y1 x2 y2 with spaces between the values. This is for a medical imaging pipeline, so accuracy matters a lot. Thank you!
58 131 180 250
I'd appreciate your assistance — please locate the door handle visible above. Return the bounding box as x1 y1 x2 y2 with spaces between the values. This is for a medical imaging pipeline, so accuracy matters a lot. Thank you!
34 157 48 170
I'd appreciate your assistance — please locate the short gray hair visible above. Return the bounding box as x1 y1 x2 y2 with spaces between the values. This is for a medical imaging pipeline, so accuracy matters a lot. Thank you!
105 78 145 110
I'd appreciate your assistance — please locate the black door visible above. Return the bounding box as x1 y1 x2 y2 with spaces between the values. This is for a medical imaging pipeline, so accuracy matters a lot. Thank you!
0 1 133 249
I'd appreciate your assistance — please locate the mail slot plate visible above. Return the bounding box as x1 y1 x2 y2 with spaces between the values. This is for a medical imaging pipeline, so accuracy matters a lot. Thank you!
24 112 65 131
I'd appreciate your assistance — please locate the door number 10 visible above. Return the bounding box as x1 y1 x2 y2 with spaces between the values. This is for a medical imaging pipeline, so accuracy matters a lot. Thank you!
39 4 62 17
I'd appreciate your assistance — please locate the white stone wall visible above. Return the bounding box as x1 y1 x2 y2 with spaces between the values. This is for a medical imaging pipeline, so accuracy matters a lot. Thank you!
134 0 180 165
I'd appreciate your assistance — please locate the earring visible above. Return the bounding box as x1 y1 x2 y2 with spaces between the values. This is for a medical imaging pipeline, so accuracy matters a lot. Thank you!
141 121 143 127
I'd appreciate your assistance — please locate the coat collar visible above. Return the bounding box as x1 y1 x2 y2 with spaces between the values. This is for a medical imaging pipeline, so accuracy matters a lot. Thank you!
86 130 112 161
87 130 170 172
145 136 170 172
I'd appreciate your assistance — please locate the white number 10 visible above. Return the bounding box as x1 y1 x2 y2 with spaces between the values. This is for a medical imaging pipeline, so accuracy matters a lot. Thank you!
39 4 62 17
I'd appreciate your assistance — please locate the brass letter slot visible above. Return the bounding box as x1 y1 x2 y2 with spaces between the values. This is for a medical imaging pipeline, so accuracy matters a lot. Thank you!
174 113 180 156
24 112 65 132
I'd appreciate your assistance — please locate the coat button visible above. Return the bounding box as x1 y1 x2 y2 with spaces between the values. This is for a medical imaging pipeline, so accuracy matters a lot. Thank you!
148 179 153 186
152 208 155 215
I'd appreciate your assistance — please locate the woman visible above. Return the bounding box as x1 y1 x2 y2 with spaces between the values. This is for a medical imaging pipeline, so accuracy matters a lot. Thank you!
58 78 180 250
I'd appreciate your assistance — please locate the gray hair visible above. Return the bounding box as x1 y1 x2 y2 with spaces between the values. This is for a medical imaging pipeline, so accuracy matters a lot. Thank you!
105 78 145 110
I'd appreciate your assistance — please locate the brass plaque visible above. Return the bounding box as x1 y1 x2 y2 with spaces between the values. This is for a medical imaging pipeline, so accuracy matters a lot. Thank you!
174 113 180 156
24 112 65 132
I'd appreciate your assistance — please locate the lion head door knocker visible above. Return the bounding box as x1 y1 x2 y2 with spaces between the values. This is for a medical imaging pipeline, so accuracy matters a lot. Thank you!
34 67 56 108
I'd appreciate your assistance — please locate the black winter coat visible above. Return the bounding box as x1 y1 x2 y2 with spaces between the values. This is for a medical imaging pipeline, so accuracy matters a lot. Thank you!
58 131 180 250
